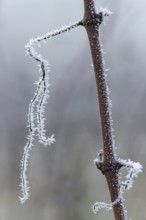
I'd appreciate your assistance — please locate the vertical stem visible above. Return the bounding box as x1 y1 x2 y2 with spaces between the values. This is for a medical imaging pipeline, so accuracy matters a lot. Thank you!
83 0 115 161
87 25 114 161
105 170 126 220
83 0 126 219
83 0 96 17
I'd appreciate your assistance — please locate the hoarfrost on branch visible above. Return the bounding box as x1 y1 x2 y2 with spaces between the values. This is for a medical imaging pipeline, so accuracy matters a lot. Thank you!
20 21 81 204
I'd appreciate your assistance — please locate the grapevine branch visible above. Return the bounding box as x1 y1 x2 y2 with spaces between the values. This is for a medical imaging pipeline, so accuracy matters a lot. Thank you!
83 0 142 219
20 3 142 220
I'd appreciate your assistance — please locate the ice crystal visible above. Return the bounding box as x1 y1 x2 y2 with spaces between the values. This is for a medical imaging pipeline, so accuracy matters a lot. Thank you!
92 197 120 214
100 7 112 17
118 158 143 191
92 158 142 215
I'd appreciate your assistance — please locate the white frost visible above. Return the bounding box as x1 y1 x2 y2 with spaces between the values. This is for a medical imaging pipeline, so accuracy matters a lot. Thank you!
100 7 112 17
20 20 81 204
118 158 143 190
92 158 142 215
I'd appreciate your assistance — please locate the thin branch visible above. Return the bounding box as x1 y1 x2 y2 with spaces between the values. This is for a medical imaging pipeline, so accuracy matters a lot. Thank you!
82 1 143 219
20 20 82 203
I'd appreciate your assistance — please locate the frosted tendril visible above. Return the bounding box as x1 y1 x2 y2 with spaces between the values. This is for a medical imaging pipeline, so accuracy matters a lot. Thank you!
92 158 142 215
20 20 81 204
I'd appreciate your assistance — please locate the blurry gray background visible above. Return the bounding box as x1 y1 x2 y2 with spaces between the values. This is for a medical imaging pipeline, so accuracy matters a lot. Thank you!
0 0 146 219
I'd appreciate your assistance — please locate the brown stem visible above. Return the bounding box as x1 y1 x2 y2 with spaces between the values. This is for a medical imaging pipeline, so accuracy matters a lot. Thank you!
82 0 126 219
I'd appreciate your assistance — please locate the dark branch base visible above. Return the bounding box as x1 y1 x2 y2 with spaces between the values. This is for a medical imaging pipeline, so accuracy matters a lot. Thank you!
96 160 123 175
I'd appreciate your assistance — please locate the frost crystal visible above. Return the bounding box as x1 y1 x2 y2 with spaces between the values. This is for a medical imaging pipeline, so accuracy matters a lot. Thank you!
92 197 120 214
92 158 142 215
118 158 143 191
20 21 81 204
100 8 112 17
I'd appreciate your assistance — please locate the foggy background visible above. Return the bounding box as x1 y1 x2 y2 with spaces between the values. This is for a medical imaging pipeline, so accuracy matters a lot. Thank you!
0 0 146 219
